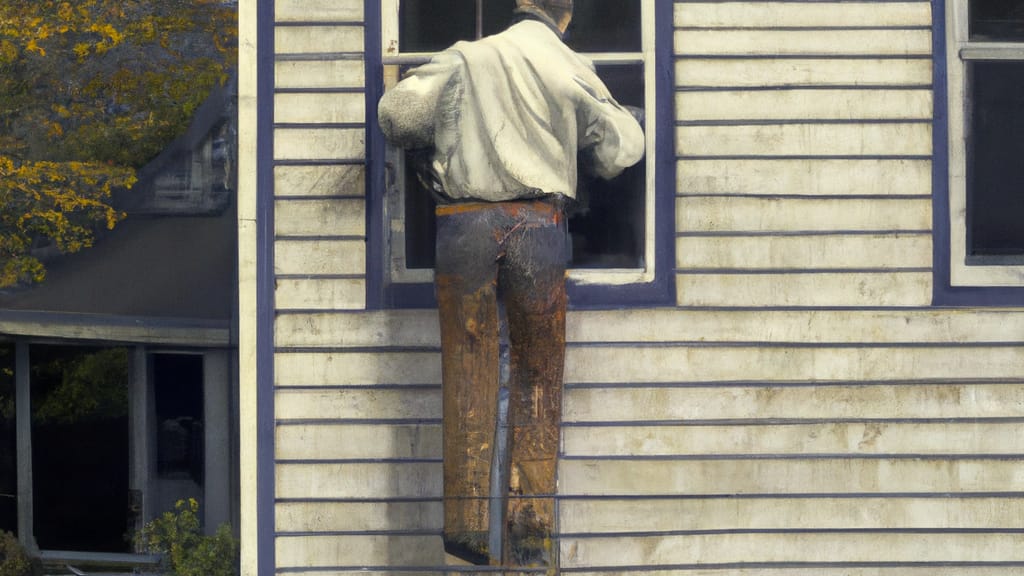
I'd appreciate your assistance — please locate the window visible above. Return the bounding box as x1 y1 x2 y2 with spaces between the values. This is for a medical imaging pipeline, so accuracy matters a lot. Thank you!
29 345 131 552
370 0 673 307
945 0 1024 286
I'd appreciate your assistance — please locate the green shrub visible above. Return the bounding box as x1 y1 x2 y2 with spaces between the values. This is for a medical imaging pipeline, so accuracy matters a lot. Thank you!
138 499 238 576
0 532 39 576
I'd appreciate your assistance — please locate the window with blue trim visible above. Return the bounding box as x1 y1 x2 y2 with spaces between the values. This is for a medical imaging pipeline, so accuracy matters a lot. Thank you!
944 0 1024 289
367 0 674 308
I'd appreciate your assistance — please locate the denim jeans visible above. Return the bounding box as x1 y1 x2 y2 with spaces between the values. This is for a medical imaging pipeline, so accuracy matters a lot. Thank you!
434 198 567 567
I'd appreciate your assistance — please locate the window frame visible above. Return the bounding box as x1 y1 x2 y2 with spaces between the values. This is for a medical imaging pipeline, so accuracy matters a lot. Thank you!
944 0 1024 287
365 0 675 309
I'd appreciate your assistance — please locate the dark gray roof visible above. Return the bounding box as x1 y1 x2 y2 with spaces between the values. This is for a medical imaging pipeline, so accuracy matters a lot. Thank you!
0 204 236 320
0 78 237 325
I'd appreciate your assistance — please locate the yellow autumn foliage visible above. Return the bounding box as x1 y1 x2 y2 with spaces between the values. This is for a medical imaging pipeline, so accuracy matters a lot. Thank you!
0 0 236 288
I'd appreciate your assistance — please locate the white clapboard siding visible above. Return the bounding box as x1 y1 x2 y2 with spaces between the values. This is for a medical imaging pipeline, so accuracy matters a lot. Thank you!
563 422 1024 457
274 165 366 197
677 89 931 121
561 532 1024 567
277 500 442 533
677 197 931 233
677 123 932 157
677 158 931 196
274 93 365 124
559 459 1024 496
276 534 443 568
275 60 366 89
277 309 1024 348
274 199 365 236
273 346 1023 388
282 419 1024 467
677 58 933 88
561 497 1024 533
274 352 441 386
274 128 365 161
677 234 932 270
274 26 363 55
567 569 1024 576
275 310 439 348
277 462 441 499
275 239 365 276
565 383 1024 422
277 423 441 460
275 278 365 310
264 569 436 573
675 1 931 28
677 271 932 307
275 0 362 22
676 29 932 57
261 0 1024 574
275 388 440 421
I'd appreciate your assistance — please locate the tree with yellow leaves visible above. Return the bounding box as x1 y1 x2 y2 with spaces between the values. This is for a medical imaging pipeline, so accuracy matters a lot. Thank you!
0 0 236 288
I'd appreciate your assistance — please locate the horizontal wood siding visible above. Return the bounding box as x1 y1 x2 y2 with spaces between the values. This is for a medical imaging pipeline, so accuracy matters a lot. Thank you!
265 0 1024 574
674 0 933 309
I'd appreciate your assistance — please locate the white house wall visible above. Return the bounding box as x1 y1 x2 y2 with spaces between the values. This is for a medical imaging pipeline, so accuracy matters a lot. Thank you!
245 0 1024 573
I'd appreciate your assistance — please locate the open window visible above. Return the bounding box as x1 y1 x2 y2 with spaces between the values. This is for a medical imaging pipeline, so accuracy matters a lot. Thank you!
371 0 672 307
945 0 1024 286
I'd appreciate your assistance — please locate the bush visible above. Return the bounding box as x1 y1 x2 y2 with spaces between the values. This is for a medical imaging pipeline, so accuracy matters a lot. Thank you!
138 499 238 576
0 532 39 576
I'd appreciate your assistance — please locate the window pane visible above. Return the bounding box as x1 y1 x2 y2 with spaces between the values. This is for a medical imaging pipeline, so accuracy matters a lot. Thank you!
154 354 204 484
566 0 642 53
403 162 438 270
570 64 645 268
482 0 518 37
970 0 1024 41
400 0 479 51
31 345 130 552
400 1 641 51
968 60 1024 258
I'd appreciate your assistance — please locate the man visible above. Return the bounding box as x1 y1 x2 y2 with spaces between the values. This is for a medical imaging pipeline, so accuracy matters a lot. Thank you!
378 0 644 567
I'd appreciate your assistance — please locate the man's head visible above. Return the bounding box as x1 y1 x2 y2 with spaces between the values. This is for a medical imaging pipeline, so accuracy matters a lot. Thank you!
515 0 573 33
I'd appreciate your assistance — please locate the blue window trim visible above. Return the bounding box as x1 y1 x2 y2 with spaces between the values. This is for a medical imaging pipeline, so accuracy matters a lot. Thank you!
365 0 676 310
932 0 1024 306
256 0 276 573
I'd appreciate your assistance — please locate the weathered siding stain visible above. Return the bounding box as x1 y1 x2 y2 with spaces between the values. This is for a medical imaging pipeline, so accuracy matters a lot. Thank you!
259 0 1024 573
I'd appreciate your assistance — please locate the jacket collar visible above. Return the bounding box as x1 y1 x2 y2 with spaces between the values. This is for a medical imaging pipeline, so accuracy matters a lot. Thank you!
511 10 565 40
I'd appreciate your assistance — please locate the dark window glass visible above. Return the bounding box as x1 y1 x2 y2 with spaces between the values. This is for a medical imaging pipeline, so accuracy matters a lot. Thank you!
482 0 518 37
400 0 480 51
566 0 642 52
403 154 438 269
154 354 204 484
31 345 129 552
970 0 1024 40
571 64 645 268
967 60 1024 259
0 344 15 535
401 1 641 51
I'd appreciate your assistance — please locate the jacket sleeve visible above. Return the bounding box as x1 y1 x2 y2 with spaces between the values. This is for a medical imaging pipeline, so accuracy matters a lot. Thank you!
573 75 646 180
377 52 460 149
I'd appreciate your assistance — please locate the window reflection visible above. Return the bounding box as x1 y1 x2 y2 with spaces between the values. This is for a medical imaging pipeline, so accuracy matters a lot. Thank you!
970 0 1024 41
30 345 130 552
967 61 1024 259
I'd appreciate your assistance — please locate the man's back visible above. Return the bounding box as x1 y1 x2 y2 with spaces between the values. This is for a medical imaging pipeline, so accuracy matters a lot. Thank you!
378 18 643 202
